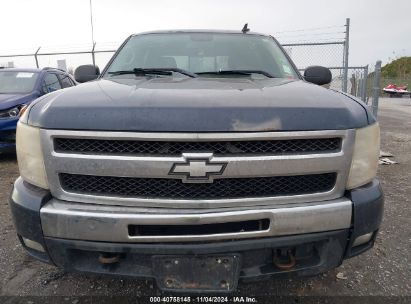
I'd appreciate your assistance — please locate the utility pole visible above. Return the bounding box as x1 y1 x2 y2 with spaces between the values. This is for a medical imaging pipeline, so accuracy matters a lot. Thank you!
89 0 96 66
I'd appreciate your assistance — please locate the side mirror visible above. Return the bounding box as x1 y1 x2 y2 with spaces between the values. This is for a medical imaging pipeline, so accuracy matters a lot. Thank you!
74 64 100 83
34 90 44 97
304 66 332 85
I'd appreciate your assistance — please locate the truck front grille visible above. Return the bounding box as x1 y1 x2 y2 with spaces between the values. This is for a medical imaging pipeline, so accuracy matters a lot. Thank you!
60 173 337 200
43 129 354 208
54 137 341 156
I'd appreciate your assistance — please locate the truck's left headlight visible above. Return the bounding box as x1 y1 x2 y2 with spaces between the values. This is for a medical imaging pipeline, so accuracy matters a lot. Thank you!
346 123 380 189
16 122 49 189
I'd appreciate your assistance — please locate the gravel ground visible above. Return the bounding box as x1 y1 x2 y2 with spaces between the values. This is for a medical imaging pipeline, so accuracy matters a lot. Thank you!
0 97 410 300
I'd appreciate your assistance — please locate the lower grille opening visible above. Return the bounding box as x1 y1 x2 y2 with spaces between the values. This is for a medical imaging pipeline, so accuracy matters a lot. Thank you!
59 173 337 200
128 219 270 236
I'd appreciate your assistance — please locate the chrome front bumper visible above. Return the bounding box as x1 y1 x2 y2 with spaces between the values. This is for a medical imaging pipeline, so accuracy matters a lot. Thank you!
10 177 383 283
40 198 352 243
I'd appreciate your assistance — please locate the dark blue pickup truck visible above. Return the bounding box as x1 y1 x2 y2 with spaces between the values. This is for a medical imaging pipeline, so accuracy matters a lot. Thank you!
9 30 383 292
0 67 75 152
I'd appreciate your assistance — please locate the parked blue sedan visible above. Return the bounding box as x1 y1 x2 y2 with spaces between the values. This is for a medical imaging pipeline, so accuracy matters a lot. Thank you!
0 67 76 152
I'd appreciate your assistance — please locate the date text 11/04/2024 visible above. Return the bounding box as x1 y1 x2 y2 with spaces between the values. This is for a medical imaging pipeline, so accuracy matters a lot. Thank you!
149 296 257 303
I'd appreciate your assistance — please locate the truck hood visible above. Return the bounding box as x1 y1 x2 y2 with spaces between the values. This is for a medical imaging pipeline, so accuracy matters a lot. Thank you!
28 77 370 132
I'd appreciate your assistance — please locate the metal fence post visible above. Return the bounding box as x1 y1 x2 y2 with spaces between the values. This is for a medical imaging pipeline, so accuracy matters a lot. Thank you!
361 65 368 102
342 18 350 92
34 47 41 68
358 78 362 98
91 42 96 67
372 60 382 118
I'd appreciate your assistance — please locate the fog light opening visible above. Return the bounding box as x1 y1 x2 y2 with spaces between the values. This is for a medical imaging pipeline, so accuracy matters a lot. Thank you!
353 232 374 247
21 237 45 253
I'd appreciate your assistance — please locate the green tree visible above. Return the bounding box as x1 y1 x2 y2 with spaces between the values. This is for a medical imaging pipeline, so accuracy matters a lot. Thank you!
381 57 411 78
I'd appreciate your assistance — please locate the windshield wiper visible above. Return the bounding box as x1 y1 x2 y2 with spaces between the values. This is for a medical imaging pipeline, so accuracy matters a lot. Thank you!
196 70 274 78
108 68 198 78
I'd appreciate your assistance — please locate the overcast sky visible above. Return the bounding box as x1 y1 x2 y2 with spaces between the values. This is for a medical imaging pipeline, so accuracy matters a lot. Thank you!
1 0 410 69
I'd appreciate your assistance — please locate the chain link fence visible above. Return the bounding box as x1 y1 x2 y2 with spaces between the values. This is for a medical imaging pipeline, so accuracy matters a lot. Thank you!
283 42 345 69
1 18 379 103
283 44 369 102
1 40 349 72
0 42 120 74
1 41 361 94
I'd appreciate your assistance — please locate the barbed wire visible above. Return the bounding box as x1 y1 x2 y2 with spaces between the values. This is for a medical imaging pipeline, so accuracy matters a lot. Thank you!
272 25 345 34
0 42 122 56
1 27 347 55
279 37 346 44
275 31 345 39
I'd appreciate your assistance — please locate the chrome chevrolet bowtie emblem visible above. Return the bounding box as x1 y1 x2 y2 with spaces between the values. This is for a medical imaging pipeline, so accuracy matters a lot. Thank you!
169 153 227 183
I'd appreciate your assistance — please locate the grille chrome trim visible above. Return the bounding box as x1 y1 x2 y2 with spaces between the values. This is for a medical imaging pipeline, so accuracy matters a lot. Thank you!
41 129 355 209
53 137 342 156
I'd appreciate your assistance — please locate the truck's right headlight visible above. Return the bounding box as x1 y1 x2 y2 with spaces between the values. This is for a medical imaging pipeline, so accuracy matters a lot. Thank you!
346 123 380 189
16 122 49 189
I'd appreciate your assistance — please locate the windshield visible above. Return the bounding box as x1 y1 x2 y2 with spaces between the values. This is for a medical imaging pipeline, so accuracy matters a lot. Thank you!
0 71 39 94
104 33 299 79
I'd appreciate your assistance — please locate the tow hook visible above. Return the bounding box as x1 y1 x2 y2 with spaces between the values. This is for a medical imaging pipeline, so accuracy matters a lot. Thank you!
273 249 296 270
98 252 121 264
